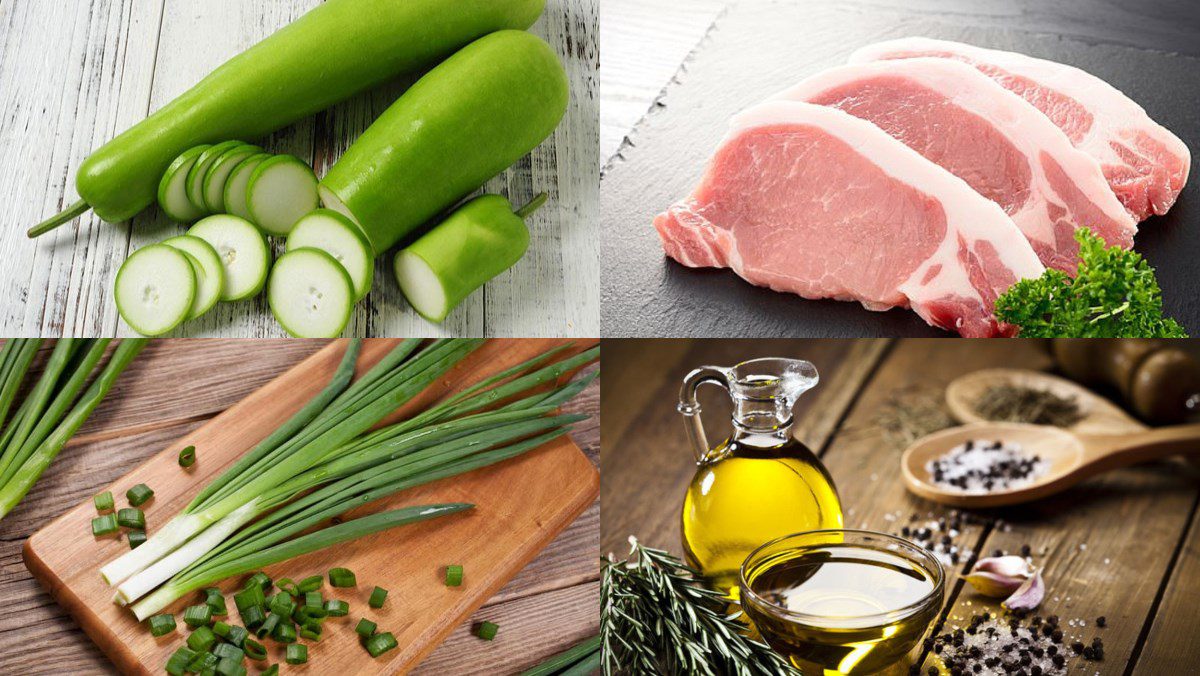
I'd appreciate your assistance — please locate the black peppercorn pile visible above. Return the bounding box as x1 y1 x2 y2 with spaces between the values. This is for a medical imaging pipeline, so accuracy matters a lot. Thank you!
910 612 1106 675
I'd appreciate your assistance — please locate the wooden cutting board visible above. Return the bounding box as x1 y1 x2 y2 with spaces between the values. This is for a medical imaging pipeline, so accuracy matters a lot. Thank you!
23 338 599 675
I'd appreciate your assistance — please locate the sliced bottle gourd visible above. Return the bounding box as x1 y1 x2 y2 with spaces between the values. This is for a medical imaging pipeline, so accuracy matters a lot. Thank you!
114 244 197 336
286 210 374 299
188 215 271 301
157 145 212 223
395 193 538 323
202 143 262 213
223 153 272 223
185 141 245 216
247 155 319 236
162 235 224 319
268 248 354 338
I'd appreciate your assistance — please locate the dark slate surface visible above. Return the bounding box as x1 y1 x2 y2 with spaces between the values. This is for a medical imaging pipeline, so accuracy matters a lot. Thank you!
600 0 1200 337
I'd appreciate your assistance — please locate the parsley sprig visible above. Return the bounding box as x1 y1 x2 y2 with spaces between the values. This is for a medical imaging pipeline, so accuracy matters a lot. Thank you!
995 229 1187 337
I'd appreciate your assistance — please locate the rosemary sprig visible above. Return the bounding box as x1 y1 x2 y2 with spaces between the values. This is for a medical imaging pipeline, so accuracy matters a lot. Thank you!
600 537 799 676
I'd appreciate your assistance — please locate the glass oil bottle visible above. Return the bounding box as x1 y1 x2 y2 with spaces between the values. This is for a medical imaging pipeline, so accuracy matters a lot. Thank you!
677 358 843 597
739 530 945 675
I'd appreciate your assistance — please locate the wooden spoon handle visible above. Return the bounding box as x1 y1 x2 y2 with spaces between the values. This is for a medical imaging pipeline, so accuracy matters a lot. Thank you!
1081 423 1200 472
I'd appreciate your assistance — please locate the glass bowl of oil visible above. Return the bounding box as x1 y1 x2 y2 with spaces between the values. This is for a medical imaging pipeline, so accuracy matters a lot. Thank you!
739 529 944 675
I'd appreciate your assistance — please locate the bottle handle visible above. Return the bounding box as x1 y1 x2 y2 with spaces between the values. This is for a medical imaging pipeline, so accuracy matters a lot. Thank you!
678 366 732 461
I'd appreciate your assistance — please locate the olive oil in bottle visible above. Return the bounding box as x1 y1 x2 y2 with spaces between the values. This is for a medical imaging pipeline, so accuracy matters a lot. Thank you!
740 531 944 675
677 358 843 596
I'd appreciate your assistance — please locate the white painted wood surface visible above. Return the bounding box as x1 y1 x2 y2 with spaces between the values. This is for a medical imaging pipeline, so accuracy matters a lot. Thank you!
1 0 598 338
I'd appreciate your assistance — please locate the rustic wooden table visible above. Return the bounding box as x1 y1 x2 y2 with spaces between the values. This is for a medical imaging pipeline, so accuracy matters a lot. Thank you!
0 340 599 675
2 0 599 338
601 339 1200 674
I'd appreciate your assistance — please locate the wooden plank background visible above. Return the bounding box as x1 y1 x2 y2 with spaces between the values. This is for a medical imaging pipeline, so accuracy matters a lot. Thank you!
0 339 600 675
601 338 1200 673
0 0 599 338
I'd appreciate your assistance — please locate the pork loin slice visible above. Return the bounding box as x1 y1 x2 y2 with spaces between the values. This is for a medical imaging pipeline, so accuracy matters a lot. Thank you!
773 58 1136 272
850 38 1191 221
653 101 1045 337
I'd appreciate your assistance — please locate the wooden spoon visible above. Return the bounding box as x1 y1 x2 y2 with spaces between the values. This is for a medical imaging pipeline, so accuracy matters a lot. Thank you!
945 368 1145 435
901 421 1200 508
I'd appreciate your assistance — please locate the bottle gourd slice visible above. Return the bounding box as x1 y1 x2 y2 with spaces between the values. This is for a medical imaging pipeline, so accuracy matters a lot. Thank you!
202 143 262 213
157 145 211 223
318 29 568 254
162 235 225 319
286 210 374 299
115 245 197 336
188 215 271 301
30 0 547 235
247 155 318 236
223 153 272 223
268 248 355 338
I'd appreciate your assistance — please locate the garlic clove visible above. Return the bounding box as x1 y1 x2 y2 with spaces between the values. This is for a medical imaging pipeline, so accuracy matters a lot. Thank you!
965 570 1026 597
1003 569 1045 611
972 555 1034 578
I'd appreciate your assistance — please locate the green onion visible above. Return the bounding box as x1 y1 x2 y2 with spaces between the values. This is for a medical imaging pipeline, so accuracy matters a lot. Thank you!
179 445 196 468
271 619 297 644
445 565 463 587
365 632 398 658
475 621 499 641
183 604 213 627
355 618 376 638
233 585 264 613
299 623 322 642
369 586 388 608
212 620 232 638
215 656 246 676
243 638 267 661
245 572 272 593
147 613 176 637
126 483 154 506
285 644 308 665
329 567 356 588
261 665 278 676
268 592 295 617
324 599 349 617
275 577 297 594
165 646 196 676
304 591 322 609
116 507 144 529
94 491 114 512
297 575 323 593
226 625 249 648
203 588 227 616
239 605 265 629
92 514 118 536
519 635 602 676
128 530 147 549
212 643 244 662
189 650 217 673
255 613 281 639
187 625 217 651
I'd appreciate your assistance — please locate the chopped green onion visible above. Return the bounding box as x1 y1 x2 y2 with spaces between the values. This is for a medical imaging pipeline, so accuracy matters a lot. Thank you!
329 567 356 587
212 643 244 662
304 591 322 609
126 483 154 506
355 618 377 638
226 625 249 648
233 585 264 613
295 604 326 623
285 644 308 665
268 592 295 617
271 619 297 644
324 599 349 617
255 612 281 639
243 638 267 661
94 491 114 512
299 623 322 642
239 604 265 629
445 564 463 586
187 625 217 651
369 586 388 608
165 647 196 676
475 621 499 641
92 514 118 536
261 665 278 676
275 577 297 594
245 572 272 593
183 604 213 627
215 656 246 676
116 507 144 529
365 632 398 658
128 530 147 549
147 613 176 637
186 649 214 673
297 575 323 593
179 445 196 468
212 620 232 637
203 588 227 616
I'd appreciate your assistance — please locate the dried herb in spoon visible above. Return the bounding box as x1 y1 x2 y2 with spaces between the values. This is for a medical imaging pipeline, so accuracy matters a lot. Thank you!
973 384 1083 428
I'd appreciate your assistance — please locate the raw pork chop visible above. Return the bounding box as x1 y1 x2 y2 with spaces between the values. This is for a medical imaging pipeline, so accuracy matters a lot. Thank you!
653 101 1045 337
773 58 1136 272
850 38 1191 221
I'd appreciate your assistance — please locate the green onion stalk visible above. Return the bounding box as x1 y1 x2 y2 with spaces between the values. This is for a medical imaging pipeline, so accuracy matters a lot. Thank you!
100 339 598 619
0 339 148 521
